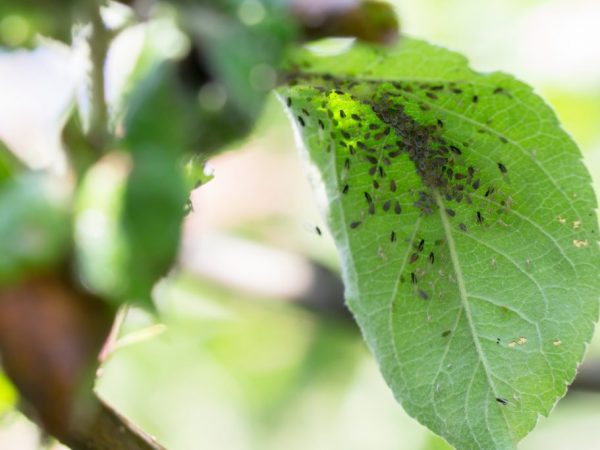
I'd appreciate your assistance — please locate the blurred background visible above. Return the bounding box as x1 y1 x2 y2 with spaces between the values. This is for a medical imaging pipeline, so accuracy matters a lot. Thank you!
1 0 600 449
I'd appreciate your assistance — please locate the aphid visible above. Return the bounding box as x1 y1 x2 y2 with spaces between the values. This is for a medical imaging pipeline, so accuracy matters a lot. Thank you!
459 222 467 232
394 201 402 214
369 123 379 130
340 110 346 119
411 272 417 284
496 338 501 344
344 158 351 170
357 141 367 150
351 113 361 121
350 221 362 229
418 289 429 300
388 150 401 158
484 186 495 197
417 239 425 252
318 119 325 130
390 180 397 192
426 92 438 100
476 211 484 224
429 251 435 264
449 145 462 155
472 179 480 190
366 155 378 165
472 95 479 103
364 192 373 204
431 85 444 91
442 330 451 337
496 397 508 406
375 132 385 141
297 116 305 127
499 136 508 144
409 253 419 264
342 130 351 139
379 166 386 178
342 184 349 194
419 103 431 111
445 208 456 217
315 226 322 236
455 173 466 180
383 127 391 136
286 97 292 107
390 231 397 242
372 180 380 189
302 108 310 116
382 157 391 166
369 166 377 176
451 88 463 94
334 89 344 95
437 119 444 128
467 166 475 177
348 145 356 155
383 200 392 211
498 162 508 173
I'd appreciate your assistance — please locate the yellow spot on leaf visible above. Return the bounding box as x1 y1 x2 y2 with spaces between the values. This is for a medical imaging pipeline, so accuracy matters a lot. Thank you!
553 339 562 346
573 239 589 248
558 215 566 224
572 220 582 229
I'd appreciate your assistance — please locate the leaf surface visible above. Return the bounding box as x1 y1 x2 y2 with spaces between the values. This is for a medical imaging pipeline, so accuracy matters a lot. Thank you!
281 38 600 449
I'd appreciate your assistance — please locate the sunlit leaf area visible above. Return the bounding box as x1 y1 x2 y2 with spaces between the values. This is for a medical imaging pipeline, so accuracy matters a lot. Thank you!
1 1 599 449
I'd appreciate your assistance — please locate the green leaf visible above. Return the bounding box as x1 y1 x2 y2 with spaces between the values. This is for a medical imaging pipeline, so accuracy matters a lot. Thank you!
0 172 71 285
0 370 17 417
281 38 600 449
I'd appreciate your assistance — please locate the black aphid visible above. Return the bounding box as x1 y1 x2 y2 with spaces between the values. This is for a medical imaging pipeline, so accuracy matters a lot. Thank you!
394 201 402 214
373 180 380 189
418 290 429 300
446 208 456 217
409 253 419 264
350 221 362 229
344 158 351 170
342 184 349 194
315 226 322 236
429 252 435 264
334 89 344 95
472 179 481 190
348 145 356 156
431 85 444 91
411 272 417 284
451 88 463 94
498 162 508 173
449 145 462 155
302 108 310 116
364 192 373 204
366 155 378 165
342 131 351 139
286 97 292 107
485 186 495 197
495 398 508 406
318 119 325 130
426 92 438 100
388 150 401 158
499 136 508 144
442 330 451 337
437 119 444 128
476 211 484 224
473 95 479 103
390 180 397 192
379 166 386 178
340 110 346 119
369 166 377 176
383 200 391 212
297 116 305 127
382 157 391 166
369 123 379 130
351 113 361 121
357 141 367 150
390 231 397 242
459 223 467 232
417 239 425 252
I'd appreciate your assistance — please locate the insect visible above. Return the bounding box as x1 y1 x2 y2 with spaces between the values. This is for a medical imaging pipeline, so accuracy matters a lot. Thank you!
315 226 322 236
350 221 362 229
446 208 456 217
340 109 346 118
342 184 349 194
390 231 397 242
498 162 508 174
476 211 484 224
496 397 508 406
429 252 435 264
297 116 305 127
418 289 429 300
417 239 425 252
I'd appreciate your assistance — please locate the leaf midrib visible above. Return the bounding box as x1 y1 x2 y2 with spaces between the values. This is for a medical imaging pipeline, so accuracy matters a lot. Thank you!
433 189 514 446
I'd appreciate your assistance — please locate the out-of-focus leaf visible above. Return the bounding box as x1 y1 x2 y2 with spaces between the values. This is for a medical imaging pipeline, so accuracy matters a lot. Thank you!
0 141 24 185
0 370 17 417
0 0 79 46
0 172 71 286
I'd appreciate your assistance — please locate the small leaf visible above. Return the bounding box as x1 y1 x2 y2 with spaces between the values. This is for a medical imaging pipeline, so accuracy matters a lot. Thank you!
0 172 71 286
281 38 600 448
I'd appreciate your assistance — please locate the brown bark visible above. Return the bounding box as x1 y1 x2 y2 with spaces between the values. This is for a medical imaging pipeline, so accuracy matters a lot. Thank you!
0 274 165 450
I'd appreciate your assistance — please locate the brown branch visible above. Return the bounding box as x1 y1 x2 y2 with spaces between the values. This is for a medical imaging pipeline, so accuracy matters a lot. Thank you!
0 274 165 450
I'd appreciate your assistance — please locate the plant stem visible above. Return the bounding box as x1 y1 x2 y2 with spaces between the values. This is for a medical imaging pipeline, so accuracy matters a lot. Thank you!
87 2 111 151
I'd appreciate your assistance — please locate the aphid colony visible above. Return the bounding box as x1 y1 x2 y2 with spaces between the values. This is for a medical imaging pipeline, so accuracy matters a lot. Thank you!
286 72 514 304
